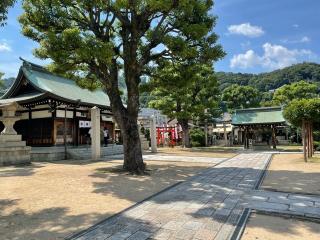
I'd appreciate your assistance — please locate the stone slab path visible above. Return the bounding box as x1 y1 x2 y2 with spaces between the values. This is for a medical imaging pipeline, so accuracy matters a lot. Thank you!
69 153 320 240
143 155 228 163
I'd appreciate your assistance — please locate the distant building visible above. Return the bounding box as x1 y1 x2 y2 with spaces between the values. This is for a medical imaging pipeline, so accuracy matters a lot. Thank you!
138 108 168 127
232 107 288 149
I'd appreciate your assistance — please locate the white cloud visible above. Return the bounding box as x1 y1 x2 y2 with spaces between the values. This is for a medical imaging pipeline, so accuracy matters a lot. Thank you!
230 50 260 69
228 23 265 37
293 24 299 28
230 43 316 70
301 36 310 43
281 36 311 44
0 42 11 52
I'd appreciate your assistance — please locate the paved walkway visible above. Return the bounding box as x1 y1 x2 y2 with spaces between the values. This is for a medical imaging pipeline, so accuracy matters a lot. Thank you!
143 155 228 163
70 153 320 240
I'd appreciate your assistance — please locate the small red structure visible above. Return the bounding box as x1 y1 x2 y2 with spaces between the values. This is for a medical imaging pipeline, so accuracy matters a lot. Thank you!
157 126 178 146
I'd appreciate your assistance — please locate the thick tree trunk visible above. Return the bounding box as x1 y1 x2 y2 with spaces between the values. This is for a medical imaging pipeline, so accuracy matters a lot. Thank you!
105 63 145 174
122 120 145 173
113 111 145 174
180 119 191 148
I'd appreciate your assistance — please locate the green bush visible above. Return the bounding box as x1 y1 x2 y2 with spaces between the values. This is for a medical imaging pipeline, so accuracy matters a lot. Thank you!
190 128 205 147
314 141 320 151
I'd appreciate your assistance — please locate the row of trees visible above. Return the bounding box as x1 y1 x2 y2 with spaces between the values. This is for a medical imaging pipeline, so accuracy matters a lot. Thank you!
220 80 319 111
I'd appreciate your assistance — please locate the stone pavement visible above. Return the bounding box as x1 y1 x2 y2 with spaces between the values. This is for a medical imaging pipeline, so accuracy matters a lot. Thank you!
143 155 228 163
69 153 320 240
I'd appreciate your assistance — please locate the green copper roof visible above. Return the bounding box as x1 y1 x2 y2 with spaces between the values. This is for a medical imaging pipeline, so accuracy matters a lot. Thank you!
21 66 110 107
232 107 286 125
1 60 110 109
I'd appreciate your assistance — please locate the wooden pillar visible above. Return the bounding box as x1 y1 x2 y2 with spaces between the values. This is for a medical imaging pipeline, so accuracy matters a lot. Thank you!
271 126 277 149
244 127 248 149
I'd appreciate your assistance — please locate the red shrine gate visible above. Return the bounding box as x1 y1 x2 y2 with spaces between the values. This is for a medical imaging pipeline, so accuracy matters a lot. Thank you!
157 126 180 146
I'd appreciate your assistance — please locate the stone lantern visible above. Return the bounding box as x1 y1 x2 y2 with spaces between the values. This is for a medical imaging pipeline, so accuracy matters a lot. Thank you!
0 102 31 166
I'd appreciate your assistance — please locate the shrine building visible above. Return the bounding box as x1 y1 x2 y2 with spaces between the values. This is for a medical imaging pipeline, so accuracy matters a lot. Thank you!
0 60 115 147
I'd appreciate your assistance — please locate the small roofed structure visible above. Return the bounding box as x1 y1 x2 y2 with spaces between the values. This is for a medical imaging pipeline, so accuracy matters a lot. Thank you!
232 107 287 150
0 59 115 146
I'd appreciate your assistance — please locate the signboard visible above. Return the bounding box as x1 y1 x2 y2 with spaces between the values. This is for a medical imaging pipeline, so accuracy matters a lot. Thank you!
79 120 91 128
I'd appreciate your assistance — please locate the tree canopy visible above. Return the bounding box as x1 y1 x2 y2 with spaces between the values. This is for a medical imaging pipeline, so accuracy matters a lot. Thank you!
283 98 320 127
0 0 15 26
271 81 318 106
20 0 223 173
221 84 261 110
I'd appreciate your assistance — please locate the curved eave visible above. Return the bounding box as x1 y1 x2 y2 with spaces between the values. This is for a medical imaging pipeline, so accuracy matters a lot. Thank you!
44 92 112 110
1 67 34 99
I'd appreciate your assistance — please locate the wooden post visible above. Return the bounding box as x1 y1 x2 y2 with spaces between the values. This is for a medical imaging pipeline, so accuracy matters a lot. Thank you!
271 126 277 149
244 127 248 149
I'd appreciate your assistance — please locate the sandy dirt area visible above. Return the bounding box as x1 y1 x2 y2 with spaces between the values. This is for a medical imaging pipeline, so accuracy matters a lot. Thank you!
152 147 237 158
242 213 320 240
261 154 320 194
0 159 212 240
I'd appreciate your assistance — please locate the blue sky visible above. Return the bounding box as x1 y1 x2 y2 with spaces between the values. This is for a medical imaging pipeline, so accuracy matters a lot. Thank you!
0 0 319 78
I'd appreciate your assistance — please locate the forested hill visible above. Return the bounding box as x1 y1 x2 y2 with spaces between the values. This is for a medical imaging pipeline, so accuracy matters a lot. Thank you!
216 62 320 91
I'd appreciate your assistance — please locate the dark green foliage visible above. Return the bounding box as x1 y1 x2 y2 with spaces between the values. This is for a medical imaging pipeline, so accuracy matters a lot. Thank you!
217 62 320 91
216 72 253 90
221 84 261 110
314 141 320 151
190 128 205 147
0 0 15 26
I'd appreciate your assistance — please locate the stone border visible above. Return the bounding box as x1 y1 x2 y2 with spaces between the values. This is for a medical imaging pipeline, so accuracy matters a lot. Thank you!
230 208 251 240
253 153 273 190
65 155 236 239
229 208 320 240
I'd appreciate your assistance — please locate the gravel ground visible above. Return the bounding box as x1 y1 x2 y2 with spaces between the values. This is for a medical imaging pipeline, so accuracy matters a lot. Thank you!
261 154 320 195
242 213 320 240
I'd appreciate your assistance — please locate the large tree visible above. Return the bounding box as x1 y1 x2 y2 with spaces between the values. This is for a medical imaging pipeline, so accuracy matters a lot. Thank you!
20 0 223 173
221 84 261 110
271 80 318 106
0 0 15 26
284 98 320 161
146 63 221 148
